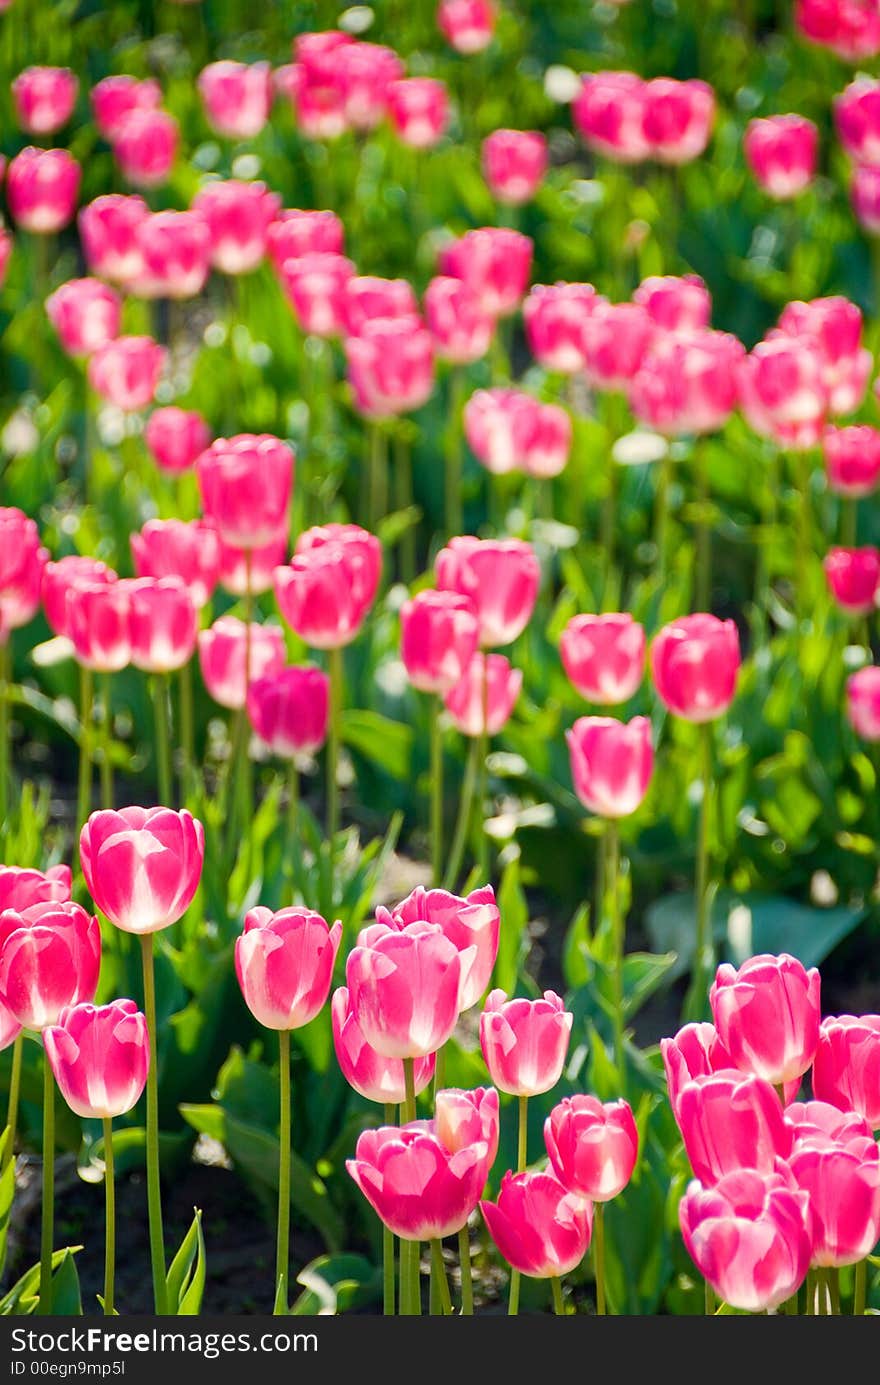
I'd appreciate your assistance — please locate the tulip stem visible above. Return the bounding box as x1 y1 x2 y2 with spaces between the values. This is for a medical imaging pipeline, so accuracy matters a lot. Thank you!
593 1201 606 1315
394 430 416 585
695 440 711 611
241 553 254 890
38 1053 54 1315
0 640 9 851
430 1240 453 1316
102 1118 115 1317
100 675 113 811
458 1225 473 1315
442 735 479 891
140 933 167 1315
76 666 94 865
285 762 300 899
794 450 812 628
433 1045 446 1103
830 1268 841 1316
653 450 671 585
326 646 343 854
551 1276 565 1316
178 660 194 802
475 658 491 881
152 675 173 808
368 423 388 529
508 1094 529 1317
383 1103 396 1316
606 822 626 1094
854 1259 867 1315
5 1033 22 1171
704 1280 715 1315
841 496 858 549
429 695 444 888
445 367 465 538
688 722 714 1018
275 1029 291 1315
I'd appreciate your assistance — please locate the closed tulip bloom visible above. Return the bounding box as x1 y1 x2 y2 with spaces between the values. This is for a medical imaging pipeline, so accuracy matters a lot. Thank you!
7 147 80 233
400 589 479 695
630 329 745 437
788 1134 880 1267
643 78 714 164
197 616 286 710
336 42 402 132
0 902 101 1029
347 1120 489 1240
87 335 165 412
464 389 571 477
128 577 198 674
823 425 880 496
266 209 344 275
79 806 204 936
279 63 348 142
482 129 548 205
435 1085 500 1169
279 252 356 337
246 664 330 759
131 519 220 611
0 865 72 913
343 276 419 338
43 1000 148 1119
192 180 280 276
436 535 540 648
573 71 651 163
785 1098 874 1148
439 227 533 318
523 282 602 374
560 613 645 705
144 407 211 475
346 315 435 419
633 274 711 331
545 1095 639 1202
582 301 654 392
851 163 880 234
738 333 828 450
812 1014 880 1129
480 989 572 1097
78 194 150 285
661 1022 734 1118
379 885 500 1013
675 1070 792 1185
779 296 871 417
331 986 435 1105
45 278 120 357
824 546 880 614
135 210 211 299
236 906 342 1031
744 115 818 200
835 76 880 163
274 524 381 650
66 580 132 672
481 1170 592 1278
438 0 497 52
217 532 288 599
387 78 450 149
709 953 821 1087
13 67 78 136
112 109 179 188
346 918 463 1058
679 1168 812 1313
650 613 740 722
444 653 522 737
198 60 272 139
91 75 162 141
797 0 880 58
424 276 494 365
196 433 293 549
0 508 49 635
847 665 880 740
567 715 653 819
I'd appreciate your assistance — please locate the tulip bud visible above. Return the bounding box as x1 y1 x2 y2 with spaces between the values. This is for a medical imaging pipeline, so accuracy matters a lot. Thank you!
567 714 653 818
198 60 272 139
436 535 540 648
191 179 281 276
44 1000 149 1119
7 146 80 233
346 918 463 1059
331 986 435 1105
744 114 818 200
0 508 49 636
709 953 821 1087
197 616 286 709
144 407 212 475
545 1095 639 1201
400 589 479 696
128 576 198 674
246 664 330 759
0 901 101 1029
45 278 121 357
79 806 204 935
87 335 166 412
560 613 645 705
196 434 293 549
823 546 880 615
274 524 381 650
812 1014 880 1130
13 66 78 136
387 78 450 149
112 109 179 189
481 1170 592 1278
650 613 740 722
823 424 880 497
481 129 548 205
236 906 342 1030
444 653 522 737
480 988 572 1097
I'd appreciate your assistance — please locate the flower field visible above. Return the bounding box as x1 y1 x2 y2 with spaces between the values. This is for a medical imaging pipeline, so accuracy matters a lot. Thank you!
0 0 879 1321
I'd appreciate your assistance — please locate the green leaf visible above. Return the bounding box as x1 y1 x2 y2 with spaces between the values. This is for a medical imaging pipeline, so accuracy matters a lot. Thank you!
562 904 592 991
0 1248 83 1316
340 710 413 781
165 1209 206 1315
494 856 529 996
0 1130 16 1279
621 952 679 1019
290 1254 382 1316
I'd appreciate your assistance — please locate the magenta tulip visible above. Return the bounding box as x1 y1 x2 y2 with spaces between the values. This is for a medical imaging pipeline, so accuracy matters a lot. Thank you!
567 715 653 819
561 613 645 705
424 276 494 365
744 115 818 200
0 902 100 1029
400 590 479 695
67 580 132 672
709 953 821 1088
437 0 497 52
633 274 711 331
847 665 880 740
480 989 572 1097
134 210 211 299
523 282 601 375
128 577 198 674
279 252 356 338
91 75 161 142
823 425 880 497
197 616 286 710
235 906 342 1031
191 179 280 277
378 885 500 1013
266 210 344 275
43 1000 148 1119
13 66 78 136
79 806 204 935
78 193 150 286
246 665 330 759
196 434 294 549
45 278 121 357
443 653 522 737
824 546 880 615
346 316 435 419
660 1021 736 1118
545 1095 639 1202
650 613 740 722
812 1014 880 1130
481 1170 592 1278
198 60 272 140
274 523 381 650
482 129 548 206
387 78 450 149
7 146 80 233
331 987 436 1105
347 1118 490 1240
0 865 72 914
131 518 220 611
87 335 165 412
439 227 533 319
674 1070 792 1185
346 918 462 1059
111 109 178 189
435 536 540 648
0 508 49 636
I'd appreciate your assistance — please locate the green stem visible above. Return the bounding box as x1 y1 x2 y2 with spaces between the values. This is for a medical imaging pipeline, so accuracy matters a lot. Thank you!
695 440 711 611
430 1240 453 1316
4 1033 23 1170
38 1053 54 1315
394 430 416 584
593 1200 606 1316
326 646 343 847
140 934 167 1315
445 368 465 538
551 1276 565 1316
841 496 858 548
854 1258 867 1315
383 1103 396 1316
829 1267 841 1315
100 674 113 811
458 1224 473 1315
285 761 300 899
369 423 388 529
508 1094 529 1317
690 723 714 1014
178 660 194 801
102 1118 115 1316
275 1029 291 1315
475 659 490 881
653 450 671 584
795 450 813 628
754 448 779 652
606 822 625 1094
705 1279 715 1315
76 665 93 850
241 553 254 886
153 675 172 807
0 640 9 850
429 696 444 889
600 452 617 611
442 734 480 891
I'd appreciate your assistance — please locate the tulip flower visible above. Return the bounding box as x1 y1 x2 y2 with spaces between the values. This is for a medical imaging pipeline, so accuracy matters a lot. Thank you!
435 536 540 649
196 434 293 552
235 906 342 1032
628 329 745 438
738 334 828 451
0 864 72 913
198 617 286 710
464 388 571 479
387 78 450 149
812 1013 880 1130
660 1021 735 1118
633 274 711 331
379 885 500 1014
111 109 178 188
582 301 654 392
481 129 548 205
246 664 329 761
824 546 880 615
12 66 78 135
797 0 880 58
135 210 211 299
835 76 880 163
744 115 818 200
265 209 344 275
345 316 435 421
335 42 402 132
424 276 494 366
573 72 651 163
331 987 436 1106
87 335 165 412
561 613 646 705
198 60 272 139
823 425 880 503
779 296 871 418
643 78 715 164
439 227 533 319
785 1098 873 1148
788 1129 880 1269
191 180 281 276
45 278 121 357
674 1069 792 1185
437 0 497 52
91 75 162 141
279 252 356 338
78 193 150 286
342 276 419 338
709 953 821 1089
651 614 740 722
481 1169 592 1313
7 146 80 233
851 163 880 234
443 651 522 738
567 715 653 820
0 508 49 637
346 918 462 1061
132 519 219 613
523 282 602 374
846 665 880 740
480 989 572 1099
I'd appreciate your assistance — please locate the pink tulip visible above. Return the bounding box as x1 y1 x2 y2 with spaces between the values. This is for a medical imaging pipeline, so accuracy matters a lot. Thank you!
650 613 740 722
423 276 494 365
279 252 356 338
629 329 745 437
812 1014 880 1129
796 0 880 59
331 987 435 1105
847 665 880 740
444 652 522 736
674 1070 792 1185
266 209 344 275
785 1098 873 1148
134 210 211 299
824 546 880 614
738 333 828 449
523 282 602 374
437 0 497 52
851 163 880 234
191 179 280 276
545 1095 639 1202
439 227 533 318
90 75 162 142
7 146 80 233
128 577 198 674
482 129 548 206
481 1170 592 1278
0 999 21 1054
347 1118 489 1240
788 1131 880 1268
400 589 480 695
277 53 349 141
0 508 49 636
335 42 402 133
744 115 818 200
435 535 540 648
633 274 711 331
13 66 78 135
387 78 450 149
378 885 500 1013
196 433 293 549
217 532 288 599
0 902 100 1029
78 193 150 285
779 296 871 417
112 109 178 189
346 316 435 419
79 806 204 935
66 580 132 672
198 60 272 139
642 78 715 164
197 616 286 710
87 335 165 412
346 918 462 1058
572 71 651 163
560 613 645 705
836 76 880 164
567 715 653 819
0 865 72 913
435 1085 500 1168
823 425 880 498
679 1168 812 1312
246 664 330 759
45 278 121 357
480 989 572 1097
661 1022 736 1117
144 407 211 475
709 953 821 1087
343 276 419 338
582 301 654 392
43 1000 148 1119
463 388 571 477
236 906 342 1031
131 519 219 611
274 523 381 650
